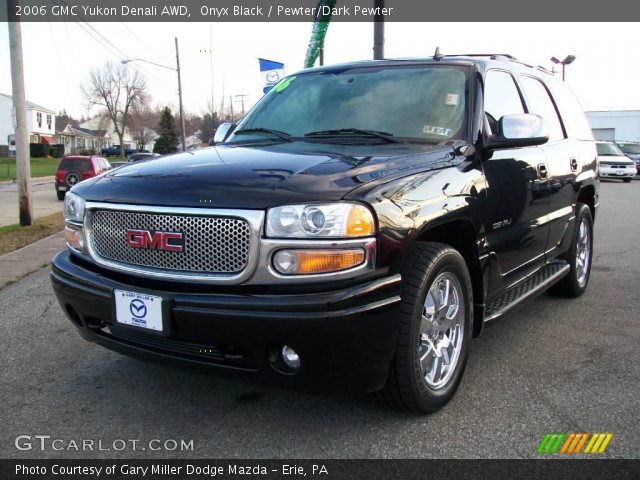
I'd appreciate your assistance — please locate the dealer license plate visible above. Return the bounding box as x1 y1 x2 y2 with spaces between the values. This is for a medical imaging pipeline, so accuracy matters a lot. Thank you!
114 290 163 332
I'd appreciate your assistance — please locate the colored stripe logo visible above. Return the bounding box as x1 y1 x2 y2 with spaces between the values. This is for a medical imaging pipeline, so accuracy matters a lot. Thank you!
537 433 613 454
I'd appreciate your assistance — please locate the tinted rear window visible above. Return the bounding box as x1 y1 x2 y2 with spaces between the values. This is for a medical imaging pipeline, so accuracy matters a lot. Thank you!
59 158 92 171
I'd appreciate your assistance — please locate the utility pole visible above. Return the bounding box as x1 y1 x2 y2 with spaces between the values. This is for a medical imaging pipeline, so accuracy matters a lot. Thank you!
8 4 33 226
175 37 187 152
209 26 215 128
229 95 234 123
235 94 248 118
373 0 385 60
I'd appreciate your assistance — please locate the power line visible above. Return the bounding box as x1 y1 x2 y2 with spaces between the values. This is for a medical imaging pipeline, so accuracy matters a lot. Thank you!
49 0 173 92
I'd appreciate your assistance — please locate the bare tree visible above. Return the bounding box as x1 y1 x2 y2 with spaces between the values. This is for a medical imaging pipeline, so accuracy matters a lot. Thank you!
83 61 147 157
129 103 158 151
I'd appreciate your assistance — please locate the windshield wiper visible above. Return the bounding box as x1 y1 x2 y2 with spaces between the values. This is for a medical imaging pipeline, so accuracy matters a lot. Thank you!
304 128 403 143
232 128 293 142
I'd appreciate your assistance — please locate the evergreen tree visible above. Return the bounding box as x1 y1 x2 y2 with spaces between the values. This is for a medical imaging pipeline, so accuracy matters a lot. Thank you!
153 107 178 154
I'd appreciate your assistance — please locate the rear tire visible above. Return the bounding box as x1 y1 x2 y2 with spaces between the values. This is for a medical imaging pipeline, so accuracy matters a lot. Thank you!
549 203 593 298
56 190 65 201
379 242 473 414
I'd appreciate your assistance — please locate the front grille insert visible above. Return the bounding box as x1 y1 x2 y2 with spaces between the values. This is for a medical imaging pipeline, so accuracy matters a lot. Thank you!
88 209 251 274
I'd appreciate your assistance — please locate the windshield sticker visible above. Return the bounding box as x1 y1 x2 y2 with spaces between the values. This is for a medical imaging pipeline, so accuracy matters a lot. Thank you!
445 94 460 106
273 76 296 93
423 125 453 137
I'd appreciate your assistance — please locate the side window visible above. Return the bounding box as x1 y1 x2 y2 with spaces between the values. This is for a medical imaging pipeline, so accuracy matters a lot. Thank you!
484 70 525 134
519 76 565 142
548 81 594 141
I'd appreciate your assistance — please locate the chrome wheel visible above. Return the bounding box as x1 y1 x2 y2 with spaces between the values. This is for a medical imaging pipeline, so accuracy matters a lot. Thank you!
575 217 591 287
418 272 465 389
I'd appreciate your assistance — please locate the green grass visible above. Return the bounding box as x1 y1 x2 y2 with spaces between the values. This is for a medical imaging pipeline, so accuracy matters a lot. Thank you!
0 157 60 182
0 211 63 256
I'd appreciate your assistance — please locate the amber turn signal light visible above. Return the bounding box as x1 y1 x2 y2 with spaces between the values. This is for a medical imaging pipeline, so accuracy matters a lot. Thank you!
273 249 366 275
346 205 375 236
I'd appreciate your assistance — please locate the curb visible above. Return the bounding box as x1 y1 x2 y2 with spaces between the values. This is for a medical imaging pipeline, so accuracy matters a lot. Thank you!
0 175 56 186
0 230 65 290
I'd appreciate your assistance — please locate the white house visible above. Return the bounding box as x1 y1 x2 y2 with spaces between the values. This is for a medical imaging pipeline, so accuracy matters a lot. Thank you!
0 92 56 155
79 116 136 150
585 110 640 142
179 130 206 151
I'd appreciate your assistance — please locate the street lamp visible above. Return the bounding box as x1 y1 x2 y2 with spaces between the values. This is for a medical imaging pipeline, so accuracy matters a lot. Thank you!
550 55 576 81
122 37 187 152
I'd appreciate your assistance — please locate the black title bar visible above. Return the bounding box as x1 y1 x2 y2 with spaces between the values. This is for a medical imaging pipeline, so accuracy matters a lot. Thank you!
3 0 640 22
1 459 640 480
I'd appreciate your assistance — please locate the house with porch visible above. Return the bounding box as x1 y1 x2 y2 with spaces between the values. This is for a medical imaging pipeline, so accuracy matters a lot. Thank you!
56 124 110 154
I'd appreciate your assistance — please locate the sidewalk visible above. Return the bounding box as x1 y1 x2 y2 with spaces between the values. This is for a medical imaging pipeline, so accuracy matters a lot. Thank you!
0 231 65 289
0 176 61 227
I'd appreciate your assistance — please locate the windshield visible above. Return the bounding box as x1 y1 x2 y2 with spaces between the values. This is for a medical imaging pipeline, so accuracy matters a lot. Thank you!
230 65 469 144
617 143 640 155
597 143 624 156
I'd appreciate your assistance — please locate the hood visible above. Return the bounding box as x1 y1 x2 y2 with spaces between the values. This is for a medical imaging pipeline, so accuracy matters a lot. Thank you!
597 154 635 165
73 142 457 209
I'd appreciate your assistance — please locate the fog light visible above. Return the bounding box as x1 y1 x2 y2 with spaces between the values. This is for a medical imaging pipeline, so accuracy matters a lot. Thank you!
64 226 84 251
280 345 301 370
273 249 365 275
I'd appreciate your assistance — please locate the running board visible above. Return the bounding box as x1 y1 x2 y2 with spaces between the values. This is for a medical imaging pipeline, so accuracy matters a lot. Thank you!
484 261 570 322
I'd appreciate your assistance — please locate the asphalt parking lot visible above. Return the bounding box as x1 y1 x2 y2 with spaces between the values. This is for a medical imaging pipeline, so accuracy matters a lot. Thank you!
0 180 638 459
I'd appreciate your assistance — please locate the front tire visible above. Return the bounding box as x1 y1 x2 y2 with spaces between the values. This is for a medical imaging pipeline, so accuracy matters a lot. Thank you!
379 242 473 414
623 178 632 183
549 203 593 297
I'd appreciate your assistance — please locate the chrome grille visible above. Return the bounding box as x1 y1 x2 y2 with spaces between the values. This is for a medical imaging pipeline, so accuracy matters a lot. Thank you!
88 209 251 274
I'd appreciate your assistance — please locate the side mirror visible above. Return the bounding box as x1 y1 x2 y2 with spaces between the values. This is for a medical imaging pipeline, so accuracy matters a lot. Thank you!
210 122 236 146
487 114 549 150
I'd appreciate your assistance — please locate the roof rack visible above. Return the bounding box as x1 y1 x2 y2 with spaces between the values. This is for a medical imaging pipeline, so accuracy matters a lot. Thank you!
444 54 518 61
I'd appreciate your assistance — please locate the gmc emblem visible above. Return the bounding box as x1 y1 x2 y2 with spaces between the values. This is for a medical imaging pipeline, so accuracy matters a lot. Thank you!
126 229 185 252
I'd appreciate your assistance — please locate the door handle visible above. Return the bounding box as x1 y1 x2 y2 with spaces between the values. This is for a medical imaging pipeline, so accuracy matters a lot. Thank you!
570 158 578 172
537 163 548 179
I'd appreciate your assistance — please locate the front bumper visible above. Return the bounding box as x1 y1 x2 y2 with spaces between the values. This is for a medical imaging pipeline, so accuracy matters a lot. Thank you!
599 165 636 178
51 250 402 394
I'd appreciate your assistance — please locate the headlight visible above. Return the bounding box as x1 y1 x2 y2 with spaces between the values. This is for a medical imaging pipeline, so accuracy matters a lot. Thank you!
64 192 85 224
63 192 85 252
266 203 375 238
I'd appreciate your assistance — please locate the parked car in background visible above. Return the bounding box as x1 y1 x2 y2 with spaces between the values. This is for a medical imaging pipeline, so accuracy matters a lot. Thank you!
596 141 636 182
615 141 640 175
55 156 111 200
101 145 137 157
109 161 129 169
127 152 160 162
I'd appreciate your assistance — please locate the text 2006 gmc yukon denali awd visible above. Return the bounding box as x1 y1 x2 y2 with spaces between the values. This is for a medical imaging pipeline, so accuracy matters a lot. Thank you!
51 55 599 413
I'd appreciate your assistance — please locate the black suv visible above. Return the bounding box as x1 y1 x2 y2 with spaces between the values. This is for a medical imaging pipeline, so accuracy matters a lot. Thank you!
51 55 598 413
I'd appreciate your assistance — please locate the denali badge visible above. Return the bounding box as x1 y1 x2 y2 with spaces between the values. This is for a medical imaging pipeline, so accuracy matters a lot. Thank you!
126 229 185 252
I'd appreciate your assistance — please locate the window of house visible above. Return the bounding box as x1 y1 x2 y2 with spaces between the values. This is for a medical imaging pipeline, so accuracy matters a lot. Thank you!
36 112 42 128
46 114 52 129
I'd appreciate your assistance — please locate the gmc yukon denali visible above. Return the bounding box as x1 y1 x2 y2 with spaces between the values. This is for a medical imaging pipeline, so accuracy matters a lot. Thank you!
51 55 598 413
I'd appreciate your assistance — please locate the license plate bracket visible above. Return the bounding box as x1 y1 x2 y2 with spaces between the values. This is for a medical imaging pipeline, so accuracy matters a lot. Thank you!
114 290 165 333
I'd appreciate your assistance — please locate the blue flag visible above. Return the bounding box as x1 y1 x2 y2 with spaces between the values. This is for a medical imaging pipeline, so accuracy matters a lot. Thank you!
259 58 285 94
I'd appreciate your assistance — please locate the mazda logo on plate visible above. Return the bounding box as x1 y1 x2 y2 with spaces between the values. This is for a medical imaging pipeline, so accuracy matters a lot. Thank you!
129 299 147 318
